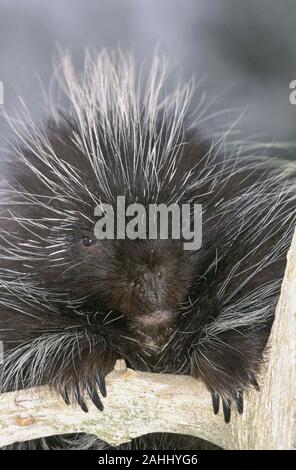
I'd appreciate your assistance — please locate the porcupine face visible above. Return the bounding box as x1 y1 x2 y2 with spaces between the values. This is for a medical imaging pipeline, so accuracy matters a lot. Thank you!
4 122 198 347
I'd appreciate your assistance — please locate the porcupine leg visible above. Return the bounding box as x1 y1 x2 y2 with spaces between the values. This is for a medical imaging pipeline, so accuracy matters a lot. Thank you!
0 307 117 413
189 325 270 423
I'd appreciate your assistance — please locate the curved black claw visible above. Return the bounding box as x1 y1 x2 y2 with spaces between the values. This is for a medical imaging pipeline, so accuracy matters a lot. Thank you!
74 384 89 413
222 399 231 424
96 372 107 398
249 373 260 391
234 389 244 415
60 371 107 412
211 392 220 415
211 388 244 421
61 388 70 406
87 381 104 411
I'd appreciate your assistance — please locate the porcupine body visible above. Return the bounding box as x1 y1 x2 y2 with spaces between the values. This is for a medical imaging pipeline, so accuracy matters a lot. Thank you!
0 51 296 450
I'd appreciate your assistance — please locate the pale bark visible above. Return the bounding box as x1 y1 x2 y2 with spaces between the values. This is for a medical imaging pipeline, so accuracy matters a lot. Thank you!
0 231 295 450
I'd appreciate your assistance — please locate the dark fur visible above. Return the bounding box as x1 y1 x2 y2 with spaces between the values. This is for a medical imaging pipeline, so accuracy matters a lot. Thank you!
0 59 295 449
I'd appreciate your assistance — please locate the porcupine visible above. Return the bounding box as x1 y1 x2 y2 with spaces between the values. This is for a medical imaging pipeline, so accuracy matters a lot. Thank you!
0 51 295 450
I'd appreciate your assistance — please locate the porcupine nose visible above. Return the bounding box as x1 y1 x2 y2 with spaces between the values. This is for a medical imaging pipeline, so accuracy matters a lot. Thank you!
133 268 165 306
134 271 158 303
133 270 176 326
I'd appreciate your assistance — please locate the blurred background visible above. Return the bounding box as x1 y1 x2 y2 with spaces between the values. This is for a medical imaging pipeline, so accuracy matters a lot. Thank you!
1 0 296 156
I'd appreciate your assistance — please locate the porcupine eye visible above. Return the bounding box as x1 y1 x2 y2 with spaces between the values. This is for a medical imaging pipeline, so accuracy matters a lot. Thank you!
82 235 97 247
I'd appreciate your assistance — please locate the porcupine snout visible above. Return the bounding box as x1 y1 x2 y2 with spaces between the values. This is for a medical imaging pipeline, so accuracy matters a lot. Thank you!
132 269 176 325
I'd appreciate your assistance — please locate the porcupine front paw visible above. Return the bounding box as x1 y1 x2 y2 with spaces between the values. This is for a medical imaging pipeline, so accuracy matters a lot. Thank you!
60 369 107 413
190 329 264 423
57 351 117 413
210 373 260 423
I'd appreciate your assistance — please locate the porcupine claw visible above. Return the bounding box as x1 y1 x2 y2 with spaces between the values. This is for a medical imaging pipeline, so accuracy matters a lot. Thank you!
211 391 220 415
95 371 107 398
212 391 243 422
222 399 231 423
211 391 231 423
74 384 89 413
87 380 104 411
249 372 260 391
59 368 108 412
211 391 232 422
61 387 70 406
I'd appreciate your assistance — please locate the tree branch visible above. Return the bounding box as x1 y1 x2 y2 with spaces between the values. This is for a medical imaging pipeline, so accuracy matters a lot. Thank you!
0 230 295 449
